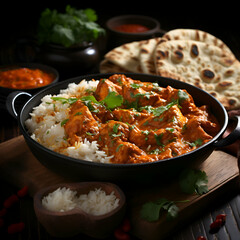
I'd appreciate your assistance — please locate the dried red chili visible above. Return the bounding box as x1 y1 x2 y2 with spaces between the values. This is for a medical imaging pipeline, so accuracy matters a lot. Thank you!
114 218 131 240
197 236 206 240
17 186 29 198
114 228 131 240
0 208 7 217
210 213 226 233
3 194 19 208
216 213 226 223
7 222 25 234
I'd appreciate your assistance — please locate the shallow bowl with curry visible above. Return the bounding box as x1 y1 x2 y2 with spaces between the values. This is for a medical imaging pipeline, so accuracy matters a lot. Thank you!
7 73 240 183
106 15 165 49
1 62 59 110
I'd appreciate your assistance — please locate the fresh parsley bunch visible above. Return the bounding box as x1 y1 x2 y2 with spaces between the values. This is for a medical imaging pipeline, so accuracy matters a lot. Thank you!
37 5 105 47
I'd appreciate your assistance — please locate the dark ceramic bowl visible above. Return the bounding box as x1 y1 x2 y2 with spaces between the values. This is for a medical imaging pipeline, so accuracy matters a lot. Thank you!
37 42 101 76
0 63 59 110
106 15 165 49
6 73 240 183
34 182 126 238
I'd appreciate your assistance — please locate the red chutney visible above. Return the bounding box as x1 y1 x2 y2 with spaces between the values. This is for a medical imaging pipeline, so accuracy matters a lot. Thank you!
114 24 150 33
0 68 55 89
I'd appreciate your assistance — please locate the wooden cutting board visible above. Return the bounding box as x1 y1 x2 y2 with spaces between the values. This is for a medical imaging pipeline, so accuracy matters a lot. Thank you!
0 135 239 240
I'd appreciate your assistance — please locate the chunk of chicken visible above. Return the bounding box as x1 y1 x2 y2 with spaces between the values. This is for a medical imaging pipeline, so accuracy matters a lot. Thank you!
64 100 99 145
94 78 122 101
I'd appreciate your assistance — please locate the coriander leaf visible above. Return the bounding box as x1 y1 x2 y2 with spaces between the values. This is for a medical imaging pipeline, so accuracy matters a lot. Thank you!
101 91 123 110
140 198 180 222
152 99 178 116
37 5 105 47
61 119 69 126
154 133 164 146
83 8 97 21
130 83 143 89
179 169 197 194
113 123 120 134
140 201 162 222
51 24 75 47
51 96 78 105
195 171 208 195
178 89 189 104
81 95 99 103
166 202 179 220
179 169 208 195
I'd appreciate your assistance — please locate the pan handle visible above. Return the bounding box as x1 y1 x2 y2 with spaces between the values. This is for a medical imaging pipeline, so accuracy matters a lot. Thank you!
6 91 32 119
213 116 240 148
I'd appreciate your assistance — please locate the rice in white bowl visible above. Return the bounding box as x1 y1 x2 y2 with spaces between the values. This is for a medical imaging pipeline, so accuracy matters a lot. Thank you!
42 187 120 215
25 79 113 163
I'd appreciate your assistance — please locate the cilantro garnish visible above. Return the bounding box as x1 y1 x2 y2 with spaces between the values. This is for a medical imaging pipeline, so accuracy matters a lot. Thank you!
178 89 189 104
80 91 123 112
186 138 203 148
38 5 105 47
179 169 208 195
154 133 164 146
130 83 143 89
140 198 188 222
51 96 78 105
61 119 69 126
139 99 178 116
101 91 123 110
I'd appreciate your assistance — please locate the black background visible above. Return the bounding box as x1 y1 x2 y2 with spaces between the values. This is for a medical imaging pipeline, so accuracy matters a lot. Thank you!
1 1 239 46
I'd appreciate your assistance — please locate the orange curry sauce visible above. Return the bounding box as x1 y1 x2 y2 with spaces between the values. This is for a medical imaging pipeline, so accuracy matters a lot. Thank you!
0 68 55 89
114 24 150 33
64 74 220 164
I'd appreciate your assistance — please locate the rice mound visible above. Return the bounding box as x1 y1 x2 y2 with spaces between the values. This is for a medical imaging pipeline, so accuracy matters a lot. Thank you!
25 79 113 163
42 187 120 215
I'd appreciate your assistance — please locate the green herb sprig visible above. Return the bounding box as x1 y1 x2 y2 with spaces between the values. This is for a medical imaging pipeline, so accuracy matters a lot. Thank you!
140 198 189 222
179 169 208 195
38 5 105 47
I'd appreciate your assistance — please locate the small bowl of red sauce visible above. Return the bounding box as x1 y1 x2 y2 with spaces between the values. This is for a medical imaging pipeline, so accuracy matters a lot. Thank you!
106 15 165 49
0 63 59 109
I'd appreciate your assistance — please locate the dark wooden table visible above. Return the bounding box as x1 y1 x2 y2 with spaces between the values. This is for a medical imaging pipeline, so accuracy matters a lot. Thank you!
1 101 240 239
1 3 240 239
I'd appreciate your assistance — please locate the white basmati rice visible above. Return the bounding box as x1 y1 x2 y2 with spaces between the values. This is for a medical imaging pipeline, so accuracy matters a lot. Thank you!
42 187 120 215
25 79 113 163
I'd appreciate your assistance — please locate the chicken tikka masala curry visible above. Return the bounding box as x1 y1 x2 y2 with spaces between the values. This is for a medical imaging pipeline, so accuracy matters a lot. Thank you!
64 74 220 164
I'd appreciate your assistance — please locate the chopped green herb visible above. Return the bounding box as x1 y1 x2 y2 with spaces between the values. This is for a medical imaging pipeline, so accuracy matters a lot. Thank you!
140 198 184 222
113 123 120 134
51 96 78 105
178 90 189 104
130 83 143 89
61 119 69 126
81 95 99 103
152 100 178 116
179 169 208 195
74 112 82 116
81 95 100 112
101 91 123 110
86 132 96 136
38 5 105 48
166 128 175 132
154 133 164 146
116 144 124 152
187 138 203 148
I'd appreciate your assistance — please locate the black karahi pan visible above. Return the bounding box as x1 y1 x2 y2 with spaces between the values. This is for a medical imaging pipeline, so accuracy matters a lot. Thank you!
6 73 240 183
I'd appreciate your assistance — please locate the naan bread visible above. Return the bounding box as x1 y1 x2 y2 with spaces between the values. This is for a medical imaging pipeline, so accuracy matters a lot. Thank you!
99 59 128 73
154 39 240 110
162 28 234 57
104 41 143 73
139 37 163 74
